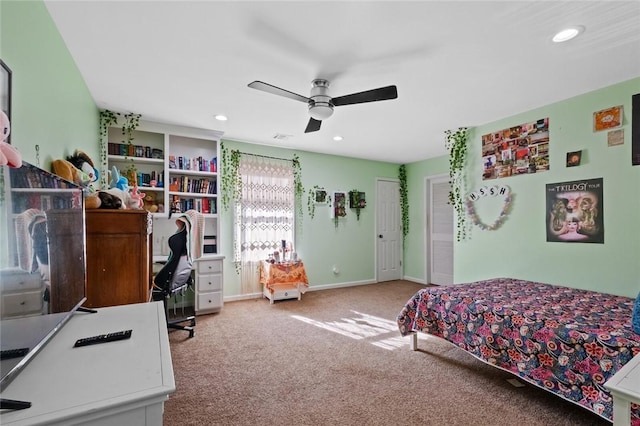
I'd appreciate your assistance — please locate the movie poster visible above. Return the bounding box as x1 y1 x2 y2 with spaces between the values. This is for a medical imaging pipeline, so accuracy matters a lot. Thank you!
546 178 603 243
482 118 550 180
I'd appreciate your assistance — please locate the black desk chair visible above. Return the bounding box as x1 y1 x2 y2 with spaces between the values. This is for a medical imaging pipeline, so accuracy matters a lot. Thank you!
153 217 198 337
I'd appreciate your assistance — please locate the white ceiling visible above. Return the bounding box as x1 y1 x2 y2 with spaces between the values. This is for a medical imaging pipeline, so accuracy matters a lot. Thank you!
44 1 640 164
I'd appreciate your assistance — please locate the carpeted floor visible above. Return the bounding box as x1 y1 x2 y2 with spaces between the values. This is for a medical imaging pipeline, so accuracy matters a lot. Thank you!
164 281 609 425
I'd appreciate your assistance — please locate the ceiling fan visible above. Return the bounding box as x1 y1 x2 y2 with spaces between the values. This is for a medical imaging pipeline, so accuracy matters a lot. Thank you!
247 79 398 133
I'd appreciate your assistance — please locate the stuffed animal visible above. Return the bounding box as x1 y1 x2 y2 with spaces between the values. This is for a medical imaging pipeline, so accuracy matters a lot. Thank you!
51 158 102 209
129 185 145 210
110 166 128 191
66 150 99 191
143 193 158 213
0 110 22 168
97 190 122 209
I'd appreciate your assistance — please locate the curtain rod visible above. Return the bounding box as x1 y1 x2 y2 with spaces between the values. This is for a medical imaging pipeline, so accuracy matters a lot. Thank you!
237 150 294 162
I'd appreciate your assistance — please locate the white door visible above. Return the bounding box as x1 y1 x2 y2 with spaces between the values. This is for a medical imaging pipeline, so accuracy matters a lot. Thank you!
428 176 454 285
376 179 402 282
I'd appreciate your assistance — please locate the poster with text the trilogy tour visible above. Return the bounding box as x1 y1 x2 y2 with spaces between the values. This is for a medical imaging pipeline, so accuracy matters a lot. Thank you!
546 178 603 243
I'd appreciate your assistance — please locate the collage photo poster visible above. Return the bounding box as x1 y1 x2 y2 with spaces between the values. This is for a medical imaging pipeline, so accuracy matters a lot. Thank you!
482 118 550 180
546 178 604 243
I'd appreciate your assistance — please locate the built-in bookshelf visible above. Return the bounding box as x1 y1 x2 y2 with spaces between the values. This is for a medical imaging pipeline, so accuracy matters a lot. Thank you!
101 120 223 257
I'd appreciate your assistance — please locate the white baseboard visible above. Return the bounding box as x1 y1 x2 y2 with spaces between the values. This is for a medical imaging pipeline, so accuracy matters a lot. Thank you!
222 279 378 304
402 275 427 285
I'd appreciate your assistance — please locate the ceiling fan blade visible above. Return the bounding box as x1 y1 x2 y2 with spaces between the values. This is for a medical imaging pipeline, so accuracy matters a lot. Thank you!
248 81 310 103
305 118 322 133
332 85 398 107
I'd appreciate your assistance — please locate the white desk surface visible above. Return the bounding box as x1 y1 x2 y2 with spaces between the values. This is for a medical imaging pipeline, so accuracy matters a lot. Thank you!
605 352 640 426
0 302 175 426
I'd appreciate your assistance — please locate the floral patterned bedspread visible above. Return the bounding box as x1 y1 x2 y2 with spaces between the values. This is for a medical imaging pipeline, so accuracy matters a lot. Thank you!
396 278 640 424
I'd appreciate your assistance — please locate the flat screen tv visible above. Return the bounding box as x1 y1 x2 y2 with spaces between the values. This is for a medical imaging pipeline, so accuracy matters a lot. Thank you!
0 161 86 399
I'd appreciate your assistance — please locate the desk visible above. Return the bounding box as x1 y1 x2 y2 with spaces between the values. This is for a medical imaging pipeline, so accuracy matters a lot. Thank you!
153 254 225 315
0 302 175 425
259 261 309 304
605 353 640 426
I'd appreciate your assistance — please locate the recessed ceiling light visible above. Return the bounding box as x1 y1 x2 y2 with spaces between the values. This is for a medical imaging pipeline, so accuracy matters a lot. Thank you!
552 26 584 43
214 114 228 121
333 135 343 141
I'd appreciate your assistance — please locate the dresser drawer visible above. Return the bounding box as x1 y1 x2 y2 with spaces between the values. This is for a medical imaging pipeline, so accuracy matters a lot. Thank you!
196 291 222 312
2 290 43 317
196 259 222 275
197 273 222 292
0 270 43 292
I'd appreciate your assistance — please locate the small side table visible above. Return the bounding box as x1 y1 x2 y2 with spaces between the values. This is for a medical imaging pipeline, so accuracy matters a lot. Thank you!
259 261 309 304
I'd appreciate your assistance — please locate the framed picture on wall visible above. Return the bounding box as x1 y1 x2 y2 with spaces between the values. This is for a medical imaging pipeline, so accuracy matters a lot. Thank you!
593 105 622 132
313 187 328 204
566 150 582 167
1 59 11 143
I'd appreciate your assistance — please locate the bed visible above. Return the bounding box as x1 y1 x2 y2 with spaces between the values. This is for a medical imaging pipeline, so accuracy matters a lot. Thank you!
396 278 640 424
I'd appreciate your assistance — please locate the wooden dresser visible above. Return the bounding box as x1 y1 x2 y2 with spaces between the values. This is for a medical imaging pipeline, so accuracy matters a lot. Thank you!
84 210 152 308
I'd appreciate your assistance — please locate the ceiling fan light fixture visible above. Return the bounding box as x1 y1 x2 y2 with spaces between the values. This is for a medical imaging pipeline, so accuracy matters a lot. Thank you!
308 103 334 121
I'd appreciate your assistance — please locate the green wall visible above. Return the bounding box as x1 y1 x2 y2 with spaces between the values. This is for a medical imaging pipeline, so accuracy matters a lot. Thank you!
406 77 640 298
1 0 98 169
219 139 399 298
5 1 639 299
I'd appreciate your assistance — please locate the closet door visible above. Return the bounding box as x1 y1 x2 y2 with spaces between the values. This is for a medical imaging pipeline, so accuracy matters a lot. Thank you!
428 177 453 285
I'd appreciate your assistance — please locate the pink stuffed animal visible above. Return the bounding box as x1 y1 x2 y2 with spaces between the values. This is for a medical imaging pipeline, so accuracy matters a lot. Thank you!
130 185 145 210
0 111 22 168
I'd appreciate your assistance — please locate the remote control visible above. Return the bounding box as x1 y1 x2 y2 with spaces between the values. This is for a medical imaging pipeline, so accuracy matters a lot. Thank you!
73 330 132 348
0 347 29 360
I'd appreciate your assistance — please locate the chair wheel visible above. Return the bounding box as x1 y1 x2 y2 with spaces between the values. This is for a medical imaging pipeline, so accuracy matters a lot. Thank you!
189 329 195 338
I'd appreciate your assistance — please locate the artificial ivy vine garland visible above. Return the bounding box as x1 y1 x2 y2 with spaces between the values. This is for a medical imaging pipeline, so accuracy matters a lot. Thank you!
220 142 242 211
398 164 409 243
98 109 141 188
445 127 469 241
292 154 304 221
465 185 512 230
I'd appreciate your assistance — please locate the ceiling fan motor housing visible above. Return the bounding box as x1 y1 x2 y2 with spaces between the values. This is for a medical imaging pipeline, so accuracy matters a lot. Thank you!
308 79 334 120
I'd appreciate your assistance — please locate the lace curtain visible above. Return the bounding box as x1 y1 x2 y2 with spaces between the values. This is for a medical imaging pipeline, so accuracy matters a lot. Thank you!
234 154 295 294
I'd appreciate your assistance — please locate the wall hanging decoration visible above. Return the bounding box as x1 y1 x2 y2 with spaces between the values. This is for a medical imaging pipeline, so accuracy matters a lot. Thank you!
307 185 327 219
607 129 624 146
593 105 622 132
331 191 347 227
482 118 549 180
546 177 604 243
445 127 469 241
465 185 512 231
566 150 582 167
348 190 366 220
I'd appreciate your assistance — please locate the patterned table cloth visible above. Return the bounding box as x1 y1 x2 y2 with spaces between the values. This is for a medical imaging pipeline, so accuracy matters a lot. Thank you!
259 261 309 294
397 277 640 424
